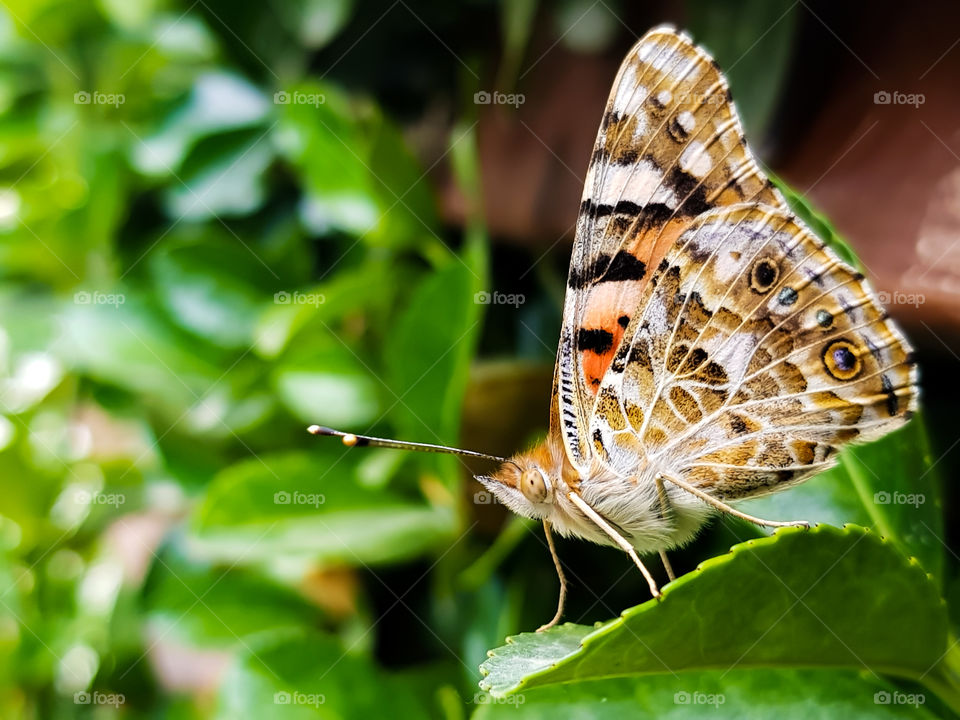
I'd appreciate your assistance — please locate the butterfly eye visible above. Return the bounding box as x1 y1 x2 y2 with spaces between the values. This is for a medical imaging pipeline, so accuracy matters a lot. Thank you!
519 467 553 504
822 339 863 380
749 258 780 294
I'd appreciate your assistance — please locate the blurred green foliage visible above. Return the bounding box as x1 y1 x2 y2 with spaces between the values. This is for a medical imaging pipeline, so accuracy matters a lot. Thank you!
0 1 955 719
0 1 489 717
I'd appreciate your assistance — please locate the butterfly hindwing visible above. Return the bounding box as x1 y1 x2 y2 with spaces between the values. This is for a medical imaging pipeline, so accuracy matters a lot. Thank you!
591 204 918 498
555 25 787 473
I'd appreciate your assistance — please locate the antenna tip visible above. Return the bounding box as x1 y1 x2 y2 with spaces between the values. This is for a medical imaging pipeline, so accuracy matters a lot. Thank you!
307 425 359 448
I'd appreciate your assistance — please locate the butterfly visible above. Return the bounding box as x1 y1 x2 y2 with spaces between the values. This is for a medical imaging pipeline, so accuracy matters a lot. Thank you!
312 25 918 632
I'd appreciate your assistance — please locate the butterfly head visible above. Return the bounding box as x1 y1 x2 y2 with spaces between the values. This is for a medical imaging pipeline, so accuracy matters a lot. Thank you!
476 440 571 519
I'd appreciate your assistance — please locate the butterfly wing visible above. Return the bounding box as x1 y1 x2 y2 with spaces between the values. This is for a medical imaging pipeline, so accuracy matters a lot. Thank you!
554 25 788 474
591 204 918 497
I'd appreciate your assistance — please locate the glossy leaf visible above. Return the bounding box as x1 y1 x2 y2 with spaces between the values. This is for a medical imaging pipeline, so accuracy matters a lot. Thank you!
480 526 951 704
474 669 940 719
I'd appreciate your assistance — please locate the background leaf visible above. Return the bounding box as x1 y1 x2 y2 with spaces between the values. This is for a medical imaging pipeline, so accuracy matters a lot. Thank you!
189 450 457 571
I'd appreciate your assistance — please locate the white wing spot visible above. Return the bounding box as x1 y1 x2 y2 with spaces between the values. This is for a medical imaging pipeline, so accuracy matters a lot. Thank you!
612 69 649 115
676 111 696 135
591 160 678 209
679 141 713 179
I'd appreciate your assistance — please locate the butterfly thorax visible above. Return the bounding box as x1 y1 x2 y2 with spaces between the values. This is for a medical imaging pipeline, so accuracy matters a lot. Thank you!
478 430 713 554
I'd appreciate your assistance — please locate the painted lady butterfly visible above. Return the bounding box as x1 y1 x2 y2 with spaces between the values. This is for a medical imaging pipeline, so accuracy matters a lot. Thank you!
313 25 918 631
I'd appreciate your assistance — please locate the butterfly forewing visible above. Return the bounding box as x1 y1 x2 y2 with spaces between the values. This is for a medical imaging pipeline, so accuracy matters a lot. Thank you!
556 25 918 494
555 26 790 474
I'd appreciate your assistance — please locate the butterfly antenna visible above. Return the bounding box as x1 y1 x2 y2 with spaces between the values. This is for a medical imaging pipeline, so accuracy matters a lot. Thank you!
307 425 507 464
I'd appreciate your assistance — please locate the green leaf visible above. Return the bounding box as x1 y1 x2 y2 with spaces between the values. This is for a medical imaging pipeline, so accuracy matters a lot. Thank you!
473 670 940 719
189 450 457 571
59 292 222 414
497 0 538 90
479 526 950 704
144 552 324 647
214 630 432 719
162 131 275 220
382 120 489 452
271 336 382 428
130 72 270 176
254 258 412 359
278 81 440 248
276 0 355 49
282 81 378 236
385 257 484 444
367 113 440 243
149 236 273 349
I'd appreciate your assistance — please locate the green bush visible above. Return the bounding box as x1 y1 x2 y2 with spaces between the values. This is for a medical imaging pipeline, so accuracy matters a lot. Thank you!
0 2 954 719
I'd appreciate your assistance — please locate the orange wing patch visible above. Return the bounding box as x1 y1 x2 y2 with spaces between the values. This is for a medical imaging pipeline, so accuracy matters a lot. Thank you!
578 291 631 390
576 219 690 394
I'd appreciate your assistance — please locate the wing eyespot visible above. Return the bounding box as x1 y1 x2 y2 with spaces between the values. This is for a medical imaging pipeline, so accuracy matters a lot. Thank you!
749 258 779 294
777 287 799 306
816 309 834 328
822 339 863 381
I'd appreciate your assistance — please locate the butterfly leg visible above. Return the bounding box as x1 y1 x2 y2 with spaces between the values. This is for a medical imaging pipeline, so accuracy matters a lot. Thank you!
537 520 568 632
654 478 677 582
658 550 676 582
567 492 662 599
660 473 810 529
